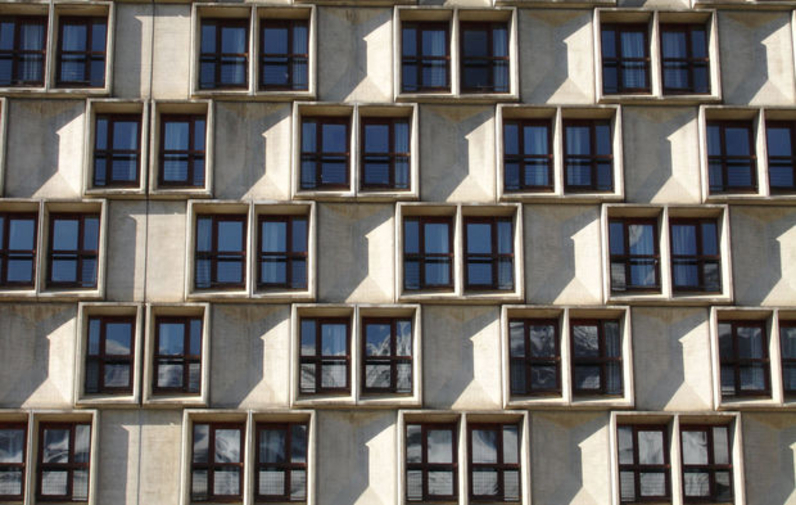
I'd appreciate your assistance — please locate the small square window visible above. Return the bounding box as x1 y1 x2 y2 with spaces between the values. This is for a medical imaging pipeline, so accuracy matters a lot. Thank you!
0 422 26 501
503 119 553 192
765 121 796 193
718 320 770 398
260 19 308 91
616 424 670 502
93 114 142 188
570 319 623 396
601 24 651 95
360 117 411 191
780 321 796 397
0 212 37 288
153 316 203 395
401 22 450 93
199 19 249 90
467 423 521 502
37 422 91 502
160 114 206 188
680 425 733 503
670 218 721 293
0 16 47 87
299 317 350 395
258 215 308 290
47 213 100 289
362 318 413 395
84 315 135 395
405 422 457 502
300 117 350 190
609 218 660 293
56 16 107 88
460 22 510 94
508 318 561 397
194 214 247 291
255 422 308 502
660 24 710 95
706 120 757 194
463 217 514 291
403 216 454 292
190 422 245 502
563 120 614 193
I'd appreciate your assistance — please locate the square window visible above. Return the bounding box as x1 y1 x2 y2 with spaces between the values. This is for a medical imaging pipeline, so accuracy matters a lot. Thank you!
718 320 770 398
0 422 26 501
47 213 100 289
258 215 308 290
191 422 245 502
780 321 796 396
468 423 521 502
460 22 510 94
300 116 350 191
617 424 670 502
660 24 710 95
153 316 203 395
255 422 308 502
159 114 206 188
360 117 411 191
765 121 796 193
0 16 47 87
508 318 561 397
403 216 454 292
260 19 308 91
199 19 249 90
706 120 757 194
0 212 37 288
503 119 553 192
362 318 413 395
56 16 107 88
609 218 660 293
401 22 450 93
601 24 651 95
570 319 623 396
405 423 457 502
563 120 614 193
194 214 247 291
84 315 135 395
463 217 514 291
680 425 733 503
670 218 721 293
93 114 142 188
299 317 350 395
37 422 91 502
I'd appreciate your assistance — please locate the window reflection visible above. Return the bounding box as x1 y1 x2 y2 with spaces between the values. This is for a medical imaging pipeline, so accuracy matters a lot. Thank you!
154 316 203 394
299 317 350 394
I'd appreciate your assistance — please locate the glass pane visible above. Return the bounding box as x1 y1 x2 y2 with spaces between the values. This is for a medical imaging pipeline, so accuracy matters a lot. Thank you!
365 364 390 389
715 471 732 501
737 325 764 358
52 219 78 250
684 471 710 497
725 126 751 156
260 428 285 463
301 320 315 356
365 323 391 356
321 362 346 388
190 321 202 355
104 363 130 388
0 469 22 496
157 362 183 388
292 424 307 463
158 323 185 355
322 123 347 152
503 425 519 464
572 324 598 357
262 221 287 253
397 362 412 392
472 469 498 496
639 472 666 497
105 322 132 355
364 124 389 153
43 428 70 463
259 470 284 496
424 223 450 254
397 320 412 356
41 470 68 496
192 469 207 499
215 429 241 463
193 424 209 463
88 319 101 355
713 426 730 465
638 430 664 464
321 323 347 356
530 324 556 357
618 426 633 464
217 220 243 252
428 471 453 496
428 429 453 463
292 218 308 252
0 429 24 463
471 429 497 464
291 469 307 500
509 321 525 358
406 425 421 463
112 120 138 151
8 218 34 249
681 430 708 465
531 365 557 390
407 470 422 500
574 365 600 391
300 363 315 393
214 468 239 496
620 471 635 501
73 469 89 500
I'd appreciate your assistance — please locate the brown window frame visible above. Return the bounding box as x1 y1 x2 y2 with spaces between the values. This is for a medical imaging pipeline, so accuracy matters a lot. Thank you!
403 216 455 292
36 422 91 502
508 318 561 397
300 116 351 190
254 421 309 502
84 315 135 395
706 120 757 194
46 213 100 289
718 320 770 398
257 214 308 290
609 218 661 293
0 212 37 288
467 422 521 502
191 422 245 503
405 422 458 502
93 113 142 188
601 23 651 95
0 15 47 87
260 18 309 92
199 18 249 90
781 320 796 396
463 216 514 291
299 317 351 395
401 22 451 93
159 113 207 188
765 120 796 193
0 422 27 501
459 22 510 94
660 23 710 95
194 214 248 291
669 218 722 294
360 117 411 191
570 319 623 396
617 424 671 503
361 317 413 395
562 119 614 193
680 424 733 503
152 316 203 395
503 119 554 192
55 16 107 88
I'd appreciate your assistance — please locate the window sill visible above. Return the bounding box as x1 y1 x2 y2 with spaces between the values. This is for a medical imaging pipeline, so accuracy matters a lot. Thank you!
38 287 104 301
571 396 633 409
598 93 722 105
505 396 569 409
357 395 421 408
496 0 614 5
705 193 796 205
717 397 782 410
356 190 419 202
395 91 519 104
293 394 356 407
84 187 147 199
252 288 315 303
150 188 213 199
74 394 139 408
143 394 207 408
293 188 356 201
0 288 37 300
186 289 249 301
0 86 111 97
607 292 732 306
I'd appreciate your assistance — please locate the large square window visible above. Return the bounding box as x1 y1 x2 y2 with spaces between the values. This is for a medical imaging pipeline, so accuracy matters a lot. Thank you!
299 318 350 394
460 22 509 94
660 24 709 95
56 16 107 88
199 19 249 90
617 424 670 503
405 423 457 501
670 219 721 293
508 318 560 397
47 213 100 289
0 212 37 288
503 119 553 192
258 215 308 290
765 121 796 193
0 16 47 87
563 120 613 192
0 422 26 501
401 22 450 93
601 24 650 95
191 422 244 502
680 425 733 503
718 320 769 398
570 319 623 396
300 117 350 190
153 316 203 395
160 114 206 188
194 214 247 290
84 315 135 395
37 422 91 502
360 118 410 191
93 114 141 188
609 219 660 293
403 217 453 291
362 318 413 395
260 19 308 91
255 422 308 502
706 120 757 194
468 423 520 502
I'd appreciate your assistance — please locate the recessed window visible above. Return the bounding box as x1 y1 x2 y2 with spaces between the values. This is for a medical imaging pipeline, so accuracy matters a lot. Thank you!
360 118 410 191
93 114 141 188
601 24 650 95
460 22 509 94
362 318 413 394
0 422 26 501
199 19 249 90
84 316 135 395
299 318 350 394
153 316 203 395
617 424 670 503
0 16 47 87
706 120 757 194
0 212 37 288
503 119 553 192
765 121 796 193
660 24 709 95
258 215 308 290
403 217 453 291
670 218 721 293
609 218 660 293
37 422 91 501
508 319 560 396
160 114 206 188
194 214 247 290
405 423 457 501
467 423 520 502
780 321 796 396
680 425 733 502
718 320 769 398
47 213 100 289
464 217 514 291
260 19 308 91
563 120 613 192
570 319 623 396
56 16 107 88
255 422 308 502
401 22 450 93
300 117 350 190
191 422 244 502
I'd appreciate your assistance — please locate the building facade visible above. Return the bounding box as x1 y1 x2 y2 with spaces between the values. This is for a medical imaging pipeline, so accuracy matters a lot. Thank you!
0 0 794 504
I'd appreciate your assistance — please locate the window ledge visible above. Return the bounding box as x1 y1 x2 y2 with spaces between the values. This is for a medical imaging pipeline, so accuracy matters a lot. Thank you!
293 395 356 408
149 188 213 200
496 0 614 5
293 189 356 201
37 288 104 301
84 187 147 199
706 194 796 205
0 289 37 300
186 289 250 301
143 395 207 408
356 396 421 408
506 397 569 409
75 395 139 408
252 289 315 303
599 93 722 105
500 192 624 203
571 397 634 409
717 398 781 410
395 91 519 104
356 190 419 202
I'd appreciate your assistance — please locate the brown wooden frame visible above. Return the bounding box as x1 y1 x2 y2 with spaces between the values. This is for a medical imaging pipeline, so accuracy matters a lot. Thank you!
46 213 100 289
669 218 722 293
463 216 514 291
159 114 206 188
680 424 733 503
84 315 135 395
191 422 245 503
562 119 614 193
254 421 309 502
152 316 203 395
37 422 91 502
718 320 770 398
360 117 411 191
467 422 521 502
660 23 710 95
508 318 561 397
55 16 107 88
765 120 796 193
93 113 142 188
361 317 413 395
403 216 454 291
405 422 458 502
706 120 757 194
503 119 554 192
194 214 247 290
299 317 351 394
401 22 451 93
0 422 27 502
260 18 309 91
570 319 623 396
0 212 37 288
0 15 47 87
257 214 308 290
780 320 796 396
459 22 510 94
601 23 651 94
300 116 351 190
199 18 249 90
617 424 671 503
609 218 661 293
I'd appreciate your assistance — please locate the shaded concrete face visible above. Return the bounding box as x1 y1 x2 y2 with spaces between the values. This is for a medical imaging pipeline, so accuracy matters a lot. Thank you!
742 413 796 505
